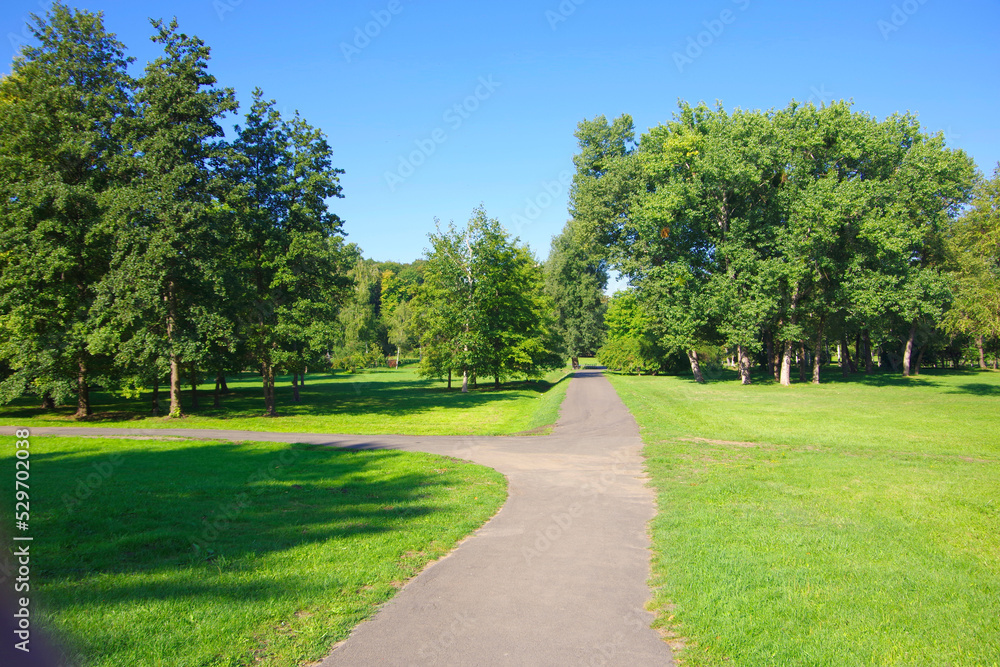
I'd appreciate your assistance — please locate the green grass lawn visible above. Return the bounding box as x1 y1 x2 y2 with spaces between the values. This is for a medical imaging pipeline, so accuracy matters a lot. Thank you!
606 368 1000 667
0 364 572 436
0 435 506 666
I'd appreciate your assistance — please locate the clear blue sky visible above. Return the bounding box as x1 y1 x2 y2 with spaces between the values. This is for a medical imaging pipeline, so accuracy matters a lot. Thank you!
4 0 998 264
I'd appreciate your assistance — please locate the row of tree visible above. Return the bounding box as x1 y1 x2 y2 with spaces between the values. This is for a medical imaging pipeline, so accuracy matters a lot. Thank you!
0 5 351 417
569 103 998 383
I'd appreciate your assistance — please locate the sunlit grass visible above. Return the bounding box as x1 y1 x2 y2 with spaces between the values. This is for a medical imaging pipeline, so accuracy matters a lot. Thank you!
0 364 573 436
607 368 1000 666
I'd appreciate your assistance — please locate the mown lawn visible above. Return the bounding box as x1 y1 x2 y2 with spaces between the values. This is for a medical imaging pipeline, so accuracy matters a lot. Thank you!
0 435 507 666
0 365 572 436
607 368 1000 667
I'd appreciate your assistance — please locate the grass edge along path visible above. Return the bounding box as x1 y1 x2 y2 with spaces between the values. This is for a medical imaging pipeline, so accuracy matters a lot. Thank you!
606 369 1000 667
0 366 573 437
0 435 507 667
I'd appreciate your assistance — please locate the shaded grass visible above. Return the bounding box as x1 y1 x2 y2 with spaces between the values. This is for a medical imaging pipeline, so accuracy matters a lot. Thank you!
606 368 1000 666
0 436 506 666
0 365 572 436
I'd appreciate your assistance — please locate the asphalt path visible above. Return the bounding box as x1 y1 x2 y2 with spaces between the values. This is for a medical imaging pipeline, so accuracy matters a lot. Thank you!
6 369 675 666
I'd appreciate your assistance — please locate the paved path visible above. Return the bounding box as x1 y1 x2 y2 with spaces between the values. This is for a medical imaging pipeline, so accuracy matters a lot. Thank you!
7 370 674 666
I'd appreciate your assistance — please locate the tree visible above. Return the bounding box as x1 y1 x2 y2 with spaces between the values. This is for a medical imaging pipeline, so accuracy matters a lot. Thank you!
573 100 976 384
0 4 132 416
544 219 608 358
943 164 1000 368
596 291 660 374
417 207 562 391
224 90 349 416
96 17 237 418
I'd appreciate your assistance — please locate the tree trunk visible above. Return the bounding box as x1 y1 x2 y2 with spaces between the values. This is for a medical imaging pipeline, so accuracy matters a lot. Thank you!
166 282 183 417
779 340 794 386
291 372 301 403
447 369 452 390
494 375 500 389
396 345 401 369
220 374 229 392
862 330 874 373
798 342 808 383
764 330 774 376
737 345 752 385
840 334 853 378
189 365 199 411
461 368 469 393
687 350 706 384
152 378 161 416
74 359 91 418
812 318 825 384
854 331 863 373
902 320 917 377
262 360 277 417
772 344 782 381
976 334 987 370
213 375 221 409
914 344 927 376
40 392 55 410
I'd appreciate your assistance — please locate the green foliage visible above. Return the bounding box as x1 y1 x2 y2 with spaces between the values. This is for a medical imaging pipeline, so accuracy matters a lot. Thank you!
544 219 608 357
0 4 132 412
222 88 351 415
416 207 563 388
943 164 1000 352
577 100 977 383
96 17 237 417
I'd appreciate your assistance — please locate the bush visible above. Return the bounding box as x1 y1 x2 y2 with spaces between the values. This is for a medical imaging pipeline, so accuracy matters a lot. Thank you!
597 336 661 375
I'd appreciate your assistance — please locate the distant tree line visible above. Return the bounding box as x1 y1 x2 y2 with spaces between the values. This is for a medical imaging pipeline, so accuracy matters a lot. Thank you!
570 104 998 382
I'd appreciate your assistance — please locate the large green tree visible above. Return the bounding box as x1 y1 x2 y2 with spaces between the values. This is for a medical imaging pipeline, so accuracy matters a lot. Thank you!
96 18 237 418
574 100 975 384
224 89 349 416
0 4 132 416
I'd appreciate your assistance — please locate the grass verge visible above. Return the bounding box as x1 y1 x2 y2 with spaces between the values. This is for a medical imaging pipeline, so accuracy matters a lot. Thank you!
0 436 506 666
0 365 572 436
606 368 1000 667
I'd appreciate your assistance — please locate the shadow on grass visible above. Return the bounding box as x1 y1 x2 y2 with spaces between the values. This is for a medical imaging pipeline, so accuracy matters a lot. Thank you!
949 383 1000 396
0 369 565 423
17 442 457 584
630 366 993 389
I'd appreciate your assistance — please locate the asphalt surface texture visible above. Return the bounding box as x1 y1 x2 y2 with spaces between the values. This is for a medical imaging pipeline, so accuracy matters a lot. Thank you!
7 369 675 666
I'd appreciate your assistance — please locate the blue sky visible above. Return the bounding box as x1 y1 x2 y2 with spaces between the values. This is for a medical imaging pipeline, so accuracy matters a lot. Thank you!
3 0 998 265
